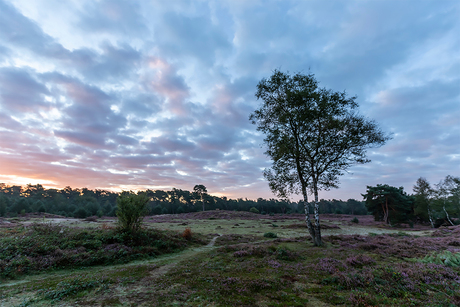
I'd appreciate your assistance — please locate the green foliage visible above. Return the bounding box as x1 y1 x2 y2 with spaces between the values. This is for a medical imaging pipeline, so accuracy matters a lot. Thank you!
250 70 390 246
74 207 89 218
116 192 149 233
249 207 260 214
0 195 7 216
264 232 278 238
363 184 414 225
413 177 434 224
351 217 359 223
422 251 460 267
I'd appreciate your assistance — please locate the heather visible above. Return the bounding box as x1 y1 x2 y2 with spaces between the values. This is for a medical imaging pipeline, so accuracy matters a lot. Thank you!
0 222 206 279
1 212 459 306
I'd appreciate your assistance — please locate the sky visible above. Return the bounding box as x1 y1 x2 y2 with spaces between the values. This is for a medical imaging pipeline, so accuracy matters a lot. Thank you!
0 0 459 202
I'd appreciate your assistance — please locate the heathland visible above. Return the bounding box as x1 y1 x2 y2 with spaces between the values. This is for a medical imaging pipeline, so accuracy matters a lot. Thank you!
1 211 459 306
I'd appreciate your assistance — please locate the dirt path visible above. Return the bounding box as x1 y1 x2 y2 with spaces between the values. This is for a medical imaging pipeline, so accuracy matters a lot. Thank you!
148 234 222 279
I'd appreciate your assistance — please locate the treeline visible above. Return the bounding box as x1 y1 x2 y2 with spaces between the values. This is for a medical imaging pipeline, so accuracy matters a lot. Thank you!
364 175 460 227
0 183 367 218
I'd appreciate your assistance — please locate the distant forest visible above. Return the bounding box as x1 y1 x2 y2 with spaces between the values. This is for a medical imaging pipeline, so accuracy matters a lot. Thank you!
0 184 367 218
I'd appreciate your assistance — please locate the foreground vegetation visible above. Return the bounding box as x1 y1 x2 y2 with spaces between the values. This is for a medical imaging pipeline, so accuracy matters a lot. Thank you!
0 223 207 280
1 211 459 306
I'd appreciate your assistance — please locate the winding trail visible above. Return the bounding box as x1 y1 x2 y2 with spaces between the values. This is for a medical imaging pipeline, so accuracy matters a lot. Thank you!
147 233 222 279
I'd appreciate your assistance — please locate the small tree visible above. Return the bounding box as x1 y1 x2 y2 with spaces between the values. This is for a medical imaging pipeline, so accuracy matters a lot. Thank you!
193 185 207 212
116 192 149 233
250 70 390 246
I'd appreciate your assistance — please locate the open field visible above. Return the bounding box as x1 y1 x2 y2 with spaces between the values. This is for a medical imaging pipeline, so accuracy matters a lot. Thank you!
1 211 459 306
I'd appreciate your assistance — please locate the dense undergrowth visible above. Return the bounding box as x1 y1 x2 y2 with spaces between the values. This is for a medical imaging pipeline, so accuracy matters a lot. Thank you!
0 223 207 279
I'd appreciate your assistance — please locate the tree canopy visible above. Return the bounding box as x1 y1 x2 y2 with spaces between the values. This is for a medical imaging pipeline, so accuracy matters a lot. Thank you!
250 70 390 246
193 184 208 212
363 184 414 225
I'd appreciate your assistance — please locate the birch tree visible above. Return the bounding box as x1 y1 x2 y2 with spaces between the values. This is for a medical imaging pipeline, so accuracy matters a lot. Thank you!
250 70 390 246
435 175 460 226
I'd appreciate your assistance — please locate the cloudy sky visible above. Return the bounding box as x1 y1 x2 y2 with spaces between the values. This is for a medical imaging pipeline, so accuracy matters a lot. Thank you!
0 0 458 201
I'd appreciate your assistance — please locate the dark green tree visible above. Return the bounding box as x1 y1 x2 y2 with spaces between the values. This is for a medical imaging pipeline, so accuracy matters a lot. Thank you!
11 198 30 214
363 184 414 225
0 194 7 216
116 192 149 233
413 177 435 227
250 70 390 246
345 199 367 215
193 185 208 212
73 207 89 218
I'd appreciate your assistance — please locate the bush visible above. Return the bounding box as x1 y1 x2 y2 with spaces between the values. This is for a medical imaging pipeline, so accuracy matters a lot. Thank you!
182 228 192 240
249 207 260 214
263 232 277 238
351 217 359 223
116 192 149 233
74 207 89 219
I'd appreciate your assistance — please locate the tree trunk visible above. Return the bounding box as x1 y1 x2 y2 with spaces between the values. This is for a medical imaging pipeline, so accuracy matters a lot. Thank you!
443 199 454 226
313 185 322 246
302 185 316 241
201 195 204 212
384 196 390 224
427 202 434 228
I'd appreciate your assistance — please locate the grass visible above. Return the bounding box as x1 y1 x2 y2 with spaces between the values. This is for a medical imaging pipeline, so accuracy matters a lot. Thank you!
0 222 207 280
1 211 459 306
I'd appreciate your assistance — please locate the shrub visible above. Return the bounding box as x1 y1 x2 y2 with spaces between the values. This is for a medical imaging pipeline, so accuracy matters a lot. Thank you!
182 228 192 240
351 217 359 223
422 251 460 267
263 232 277 238
249 207 260 214
116 192 149 233
74 207 89 219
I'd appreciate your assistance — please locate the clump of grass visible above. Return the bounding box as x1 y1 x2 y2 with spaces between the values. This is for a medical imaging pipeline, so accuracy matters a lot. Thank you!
38 277 109 302
264 232 277 238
